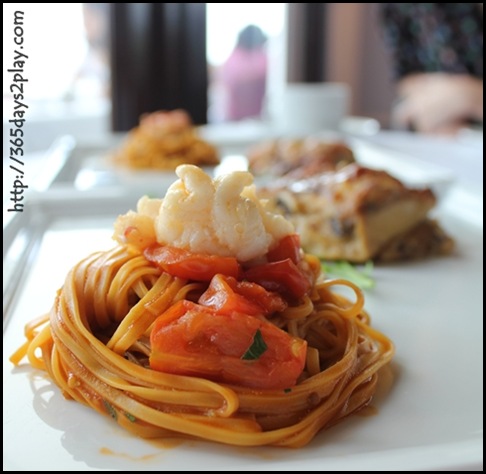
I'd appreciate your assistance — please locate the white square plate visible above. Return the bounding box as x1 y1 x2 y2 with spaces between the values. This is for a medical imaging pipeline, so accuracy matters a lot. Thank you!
3 183 482 471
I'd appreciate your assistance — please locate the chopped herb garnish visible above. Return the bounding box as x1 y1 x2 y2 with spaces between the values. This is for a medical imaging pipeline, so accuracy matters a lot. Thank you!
241 329 268 360
124 412 136 422
321 260 375 290
103 400 118 420
284 388 292 393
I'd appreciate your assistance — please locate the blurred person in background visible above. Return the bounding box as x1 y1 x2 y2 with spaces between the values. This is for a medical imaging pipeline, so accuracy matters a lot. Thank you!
380 3 483 135
219 24 268 121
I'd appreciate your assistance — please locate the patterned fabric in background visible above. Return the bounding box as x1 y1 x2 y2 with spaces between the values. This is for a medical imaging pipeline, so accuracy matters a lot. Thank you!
380 3 483 79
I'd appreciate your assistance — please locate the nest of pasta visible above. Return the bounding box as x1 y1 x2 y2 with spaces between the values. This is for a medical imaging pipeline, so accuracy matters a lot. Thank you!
113 109 219 170
11 165 394 448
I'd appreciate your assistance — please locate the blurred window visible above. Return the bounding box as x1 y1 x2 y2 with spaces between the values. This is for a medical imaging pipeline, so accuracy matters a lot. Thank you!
3 3 295 153
3 3 111 153
3 3 110 107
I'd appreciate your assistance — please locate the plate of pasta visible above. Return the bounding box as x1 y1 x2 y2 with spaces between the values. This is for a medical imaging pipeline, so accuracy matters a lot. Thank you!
3 166 483 471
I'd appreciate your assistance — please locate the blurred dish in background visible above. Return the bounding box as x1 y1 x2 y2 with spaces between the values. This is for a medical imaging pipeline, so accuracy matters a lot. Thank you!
113 109 220 171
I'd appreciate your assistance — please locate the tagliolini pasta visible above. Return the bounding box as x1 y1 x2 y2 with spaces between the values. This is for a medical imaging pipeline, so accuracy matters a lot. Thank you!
10 165 394 448
113 109 219 170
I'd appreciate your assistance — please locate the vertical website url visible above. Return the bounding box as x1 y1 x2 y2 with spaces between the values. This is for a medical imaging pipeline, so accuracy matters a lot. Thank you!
7 10 29 212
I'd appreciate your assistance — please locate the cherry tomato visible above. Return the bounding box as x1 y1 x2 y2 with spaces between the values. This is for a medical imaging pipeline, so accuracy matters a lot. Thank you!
149 300 307 390
198 274 287 317
144 245 240 281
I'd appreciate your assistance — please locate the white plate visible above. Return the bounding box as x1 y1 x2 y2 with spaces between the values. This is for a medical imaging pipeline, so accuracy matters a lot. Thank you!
38 136 189 194
349 138 455 201
34 135 250 198
35 132 456 205
3 183 483 471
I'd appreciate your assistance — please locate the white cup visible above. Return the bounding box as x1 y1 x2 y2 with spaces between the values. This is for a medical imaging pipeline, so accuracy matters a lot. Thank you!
270 82 350 135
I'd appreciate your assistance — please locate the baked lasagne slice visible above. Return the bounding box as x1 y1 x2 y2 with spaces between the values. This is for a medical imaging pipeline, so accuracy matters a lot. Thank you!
259 163 454 262
247 137 355 179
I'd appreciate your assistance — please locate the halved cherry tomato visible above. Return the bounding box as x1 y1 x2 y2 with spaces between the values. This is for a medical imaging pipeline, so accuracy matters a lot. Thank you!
149 300 307 390
144 245 240 281
267 234 302 264
198 274 287 317
244 258 311 299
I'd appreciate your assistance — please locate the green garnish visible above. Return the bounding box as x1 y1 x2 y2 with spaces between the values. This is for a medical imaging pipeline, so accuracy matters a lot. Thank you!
241 329 268 360
124 412 136 422
284 388 292 393
103 400 118 420
321 260 375 290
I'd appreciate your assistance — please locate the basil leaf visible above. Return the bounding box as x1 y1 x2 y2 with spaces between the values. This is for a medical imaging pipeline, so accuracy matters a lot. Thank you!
241 329 268 360
321 260 375 290
102 400 118 420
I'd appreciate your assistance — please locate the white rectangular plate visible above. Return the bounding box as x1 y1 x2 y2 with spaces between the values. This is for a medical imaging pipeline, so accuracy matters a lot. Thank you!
35 132 456 202
3 184 483 471
349 138 455 200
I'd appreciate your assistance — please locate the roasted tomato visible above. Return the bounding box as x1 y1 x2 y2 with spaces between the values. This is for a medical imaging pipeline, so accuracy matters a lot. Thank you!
267 234 302 264
149 300 307 390
243 259 311 299
144 245 240 281
198 274 287 317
